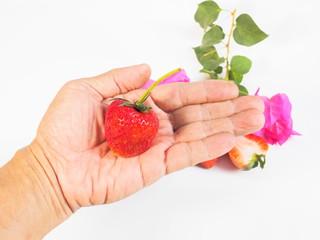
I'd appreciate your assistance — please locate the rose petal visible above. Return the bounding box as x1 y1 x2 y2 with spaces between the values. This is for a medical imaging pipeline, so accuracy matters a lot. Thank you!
254 91 299 145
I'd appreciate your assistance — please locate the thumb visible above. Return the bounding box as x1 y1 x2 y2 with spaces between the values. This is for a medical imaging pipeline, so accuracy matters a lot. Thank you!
86 64 151 99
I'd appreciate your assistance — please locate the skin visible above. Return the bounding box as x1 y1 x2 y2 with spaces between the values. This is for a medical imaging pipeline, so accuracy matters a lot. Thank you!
0 64 264 239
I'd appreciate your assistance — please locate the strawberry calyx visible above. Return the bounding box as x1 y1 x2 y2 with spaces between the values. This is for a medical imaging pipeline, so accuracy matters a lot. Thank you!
120 99 152 113
108 98 152 113
243 153 266 171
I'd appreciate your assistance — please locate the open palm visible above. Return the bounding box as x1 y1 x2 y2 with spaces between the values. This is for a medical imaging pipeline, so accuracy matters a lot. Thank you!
31 64 264 212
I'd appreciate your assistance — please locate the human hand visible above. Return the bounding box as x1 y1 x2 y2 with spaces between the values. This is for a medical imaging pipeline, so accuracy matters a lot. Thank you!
30 64 264 212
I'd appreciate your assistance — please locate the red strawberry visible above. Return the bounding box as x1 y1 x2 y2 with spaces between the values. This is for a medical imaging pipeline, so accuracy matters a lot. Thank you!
105 99 159 158
199 158 219 169
228 134 268 170
104 68 181 158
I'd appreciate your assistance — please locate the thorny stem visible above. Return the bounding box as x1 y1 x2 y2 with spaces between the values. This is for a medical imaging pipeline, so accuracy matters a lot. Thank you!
224 9 237 81
137 68 181 104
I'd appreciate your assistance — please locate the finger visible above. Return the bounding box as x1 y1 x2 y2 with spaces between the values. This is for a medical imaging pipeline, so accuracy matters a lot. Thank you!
165 133 236 174
151 80 239 112
171 95 264 129
234 95 265 113
174 118 233 143
84 64 151 99
171 101 234 130
173 109 265 143
230 109 265 135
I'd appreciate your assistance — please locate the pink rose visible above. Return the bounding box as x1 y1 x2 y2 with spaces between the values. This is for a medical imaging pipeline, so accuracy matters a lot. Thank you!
254 90 300 145
141 68 190 89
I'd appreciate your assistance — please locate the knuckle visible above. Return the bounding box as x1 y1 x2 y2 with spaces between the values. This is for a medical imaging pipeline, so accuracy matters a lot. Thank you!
62 78 86 90
251 96 265 112
255 112 266 130
248 109 265 130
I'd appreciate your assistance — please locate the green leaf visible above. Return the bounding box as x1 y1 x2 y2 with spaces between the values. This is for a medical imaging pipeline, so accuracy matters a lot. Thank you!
237 84 249 96
230 55 252 74
202 25 225 47
228 70 243 84
200 67 223 79
194 46 225 71
200 69 218 79
229 79 247 96
214 66 223 74
194 45 219 60
194 1 221 30
233 14 268 47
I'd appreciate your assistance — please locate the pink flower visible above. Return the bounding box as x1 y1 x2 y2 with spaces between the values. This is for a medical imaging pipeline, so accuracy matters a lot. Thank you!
141 69 190 89
254 90 300 145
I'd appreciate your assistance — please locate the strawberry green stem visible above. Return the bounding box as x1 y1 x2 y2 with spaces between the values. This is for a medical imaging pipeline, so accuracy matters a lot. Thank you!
137 68 181 104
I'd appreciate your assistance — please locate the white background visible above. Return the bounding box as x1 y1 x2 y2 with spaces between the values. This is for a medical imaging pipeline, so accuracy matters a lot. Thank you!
1 0 319 239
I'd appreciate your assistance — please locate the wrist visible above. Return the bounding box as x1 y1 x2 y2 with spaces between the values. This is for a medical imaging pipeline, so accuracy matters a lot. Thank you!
0 143 72 239
28 140 74 219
